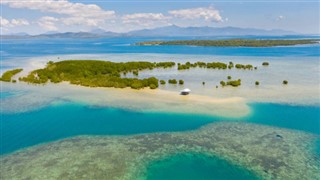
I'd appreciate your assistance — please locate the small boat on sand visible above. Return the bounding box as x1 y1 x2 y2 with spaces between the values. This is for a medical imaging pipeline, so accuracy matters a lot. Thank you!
180 88 191 95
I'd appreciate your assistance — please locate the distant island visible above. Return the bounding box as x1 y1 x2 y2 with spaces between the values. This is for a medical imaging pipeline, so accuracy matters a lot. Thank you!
0 26 303 39
137 39 319 47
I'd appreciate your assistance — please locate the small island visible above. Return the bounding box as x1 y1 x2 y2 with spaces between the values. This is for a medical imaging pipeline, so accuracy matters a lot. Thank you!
0 68 23 82
19 60 176 89
137 39 319 47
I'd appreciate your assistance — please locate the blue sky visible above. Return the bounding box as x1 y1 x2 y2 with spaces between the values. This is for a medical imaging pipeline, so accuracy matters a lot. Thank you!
1 0 319 35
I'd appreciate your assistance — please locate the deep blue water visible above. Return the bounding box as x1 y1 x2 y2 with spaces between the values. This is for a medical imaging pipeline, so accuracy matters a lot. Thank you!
145 153 260 180
246 103 320 134
1 102 319 155
1 36 319 61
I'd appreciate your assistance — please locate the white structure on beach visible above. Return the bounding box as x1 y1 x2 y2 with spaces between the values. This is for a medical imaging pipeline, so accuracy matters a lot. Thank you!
180 88 191 95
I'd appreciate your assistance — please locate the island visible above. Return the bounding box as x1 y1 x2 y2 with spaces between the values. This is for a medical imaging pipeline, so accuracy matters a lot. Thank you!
0 68 23 82
137 39 319 47
19 60 176 89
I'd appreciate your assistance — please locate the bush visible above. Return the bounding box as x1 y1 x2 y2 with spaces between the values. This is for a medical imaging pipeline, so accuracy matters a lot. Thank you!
220 81 226 86
202 81 205 85
179 79 184 85
168 79 177 84
226 79 241 87
149 84 157 89
255 81 259 85
133 70 139 76
262 62 269 66
131 81 144 89
160 80 166 85
227 76 231 80
283 80 288 85
12 79 17 83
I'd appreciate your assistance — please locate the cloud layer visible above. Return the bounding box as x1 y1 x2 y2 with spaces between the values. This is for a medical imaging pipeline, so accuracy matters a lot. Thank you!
0 0 224 33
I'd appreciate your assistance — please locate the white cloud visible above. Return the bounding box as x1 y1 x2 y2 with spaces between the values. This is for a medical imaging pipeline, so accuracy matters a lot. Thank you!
1 0 115 30
169 7 223 22
0 17 10 27
276 15 285 21
0 16 29 28
1 0 115 19
11 19 29 26
122 13 170 27
37 16 59 31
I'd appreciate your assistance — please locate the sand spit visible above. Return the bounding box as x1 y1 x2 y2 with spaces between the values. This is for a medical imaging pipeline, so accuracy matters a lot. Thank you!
0 122 319 180
1 82 250 117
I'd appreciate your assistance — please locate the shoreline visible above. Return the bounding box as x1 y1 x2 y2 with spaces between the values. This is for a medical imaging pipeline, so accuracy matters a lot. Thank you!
1 81 250 117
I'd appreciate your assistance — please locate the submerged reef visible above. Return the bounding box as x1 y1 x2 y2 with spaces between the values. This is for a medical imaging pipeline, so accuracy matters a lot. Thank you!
1 122 319 180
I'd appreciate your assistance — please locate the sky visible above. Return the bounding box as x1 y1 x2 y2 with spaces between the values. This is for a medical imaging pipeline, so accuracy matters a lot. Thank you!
0 0 319 35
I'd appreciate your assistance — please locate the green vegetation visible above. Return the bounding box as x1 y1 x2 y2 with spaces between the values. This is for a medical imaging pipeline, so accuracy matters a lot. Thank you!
262 62 269 66
160 80 166 85
132 70 139 76
179 79 184 85
168 79 177 84
227 79 241 87
19 60 177 89
283 80 288 85
202 81 205 85
0 68 23 82
255 81 260 85
220 79 241 87
177 61 253 71
235 64 253 70
228 62 234 69
138 39 319 47
227 76 232 80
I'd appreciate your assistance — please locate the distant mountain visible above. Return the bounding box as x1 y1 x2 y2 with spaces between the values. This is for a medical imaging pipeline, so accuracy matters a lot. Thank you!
9 32 29 36
0 26 299 39
127 25 298 37
34 32 120 38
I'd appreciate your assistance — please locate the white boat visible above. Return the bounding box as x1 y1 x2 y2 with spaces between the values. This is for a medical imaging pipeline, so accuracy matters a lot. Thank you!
180 88 191 95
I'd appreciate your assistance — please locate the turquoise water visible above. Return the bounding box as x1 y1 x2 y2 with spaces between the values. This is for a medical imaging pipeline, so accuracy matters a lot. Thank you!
247 103 320 134
145 153 260 180
1 103 216 155
1 102 319 155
